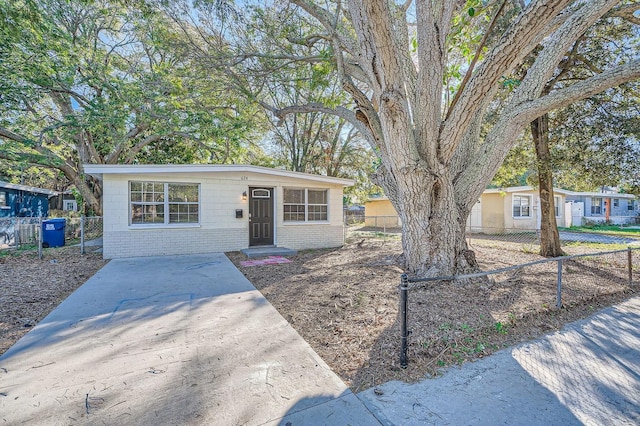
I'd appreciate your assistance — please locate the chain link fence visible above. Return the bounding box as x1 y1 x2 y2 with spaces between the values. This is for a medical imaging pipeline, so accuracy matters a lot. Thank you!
0 216 103 256
399 247 639 367
346 217 640 250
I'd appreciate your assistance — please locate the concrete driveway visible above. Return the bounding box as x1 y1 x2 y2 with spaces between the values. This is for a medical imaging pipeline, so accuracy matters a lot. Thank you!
0 253 378 425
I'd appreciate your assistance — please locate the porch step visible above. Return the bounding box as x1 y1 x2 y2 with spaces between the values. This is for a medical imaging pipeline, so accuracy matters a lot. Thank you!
240 246 297 259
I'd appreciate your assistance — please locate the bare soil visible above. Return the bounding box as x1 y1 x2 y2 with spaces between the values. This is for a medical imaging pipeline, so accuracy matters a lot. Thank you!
228 238 637 392
0 246 107 355
1 238 635 394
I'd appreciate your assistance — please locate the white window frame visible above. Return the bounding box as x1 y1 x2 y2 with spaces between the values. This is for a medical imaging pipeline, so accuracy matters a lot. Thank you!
613 198 619 208
628 200 635 211
512 194 532 218
591 197 602 215
0 191 9 209
554 196 561 218
283 188 329 223
129 181 200 227
63 199 77 211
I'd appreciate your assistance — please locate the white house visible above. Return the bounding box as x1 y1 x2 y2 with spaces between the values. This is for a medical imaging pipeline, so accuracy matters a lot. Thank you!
84 164 353 259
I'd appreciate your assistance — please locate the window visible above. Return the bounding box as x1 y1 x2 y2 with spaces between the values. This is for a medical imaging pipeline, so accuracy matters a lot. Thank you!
629 200 635 211
554 196 561 217
130 181 199 225
591 197 602 215
0 191 7 209
283 188 328 222
512 195 531 217
613 198 619 208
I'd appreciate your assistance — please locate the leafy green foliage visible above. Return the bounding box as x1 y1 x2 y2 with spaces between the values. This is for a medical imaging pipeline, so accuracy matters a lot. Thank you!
0 0 265 211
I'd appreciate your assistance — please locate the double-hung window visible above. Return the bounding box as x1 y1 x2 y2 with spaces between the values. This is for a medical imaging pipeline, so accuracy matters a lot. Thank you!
512 195 531 217
591 197 602 215
629 200 635 211
0 191 7 209
130 181 199 225
283 188 328 222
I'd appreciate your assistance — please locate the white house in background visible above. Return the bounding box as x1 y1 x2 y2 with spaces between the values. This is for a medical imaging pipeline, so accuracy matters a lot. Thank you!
84 164 353 259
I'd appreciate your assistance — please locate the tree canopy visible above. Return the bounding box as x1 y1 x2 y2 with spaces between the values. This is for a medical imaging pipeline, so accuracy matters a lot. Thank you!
0 0 263 213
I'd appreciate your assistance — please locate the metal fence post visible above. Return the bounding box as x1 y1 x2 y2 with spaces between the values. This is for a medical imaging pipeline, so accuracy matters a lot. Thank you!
556 259 563 309
80 216 85 255
628 247 633 286
400 274 409 368
38 217 43 259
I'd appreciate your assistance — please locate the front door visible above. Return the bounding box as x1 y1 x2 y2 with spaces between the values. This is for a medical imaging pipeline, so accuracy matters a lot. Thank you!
249 187 274 246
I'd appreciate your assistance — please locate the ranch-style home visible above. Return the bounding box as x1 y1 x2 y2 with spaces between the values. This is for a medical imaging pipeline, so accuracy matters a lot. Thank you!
364 186 639 233
564 190 637 225
83 164 353 259
477 186 571 232
365 186 572 233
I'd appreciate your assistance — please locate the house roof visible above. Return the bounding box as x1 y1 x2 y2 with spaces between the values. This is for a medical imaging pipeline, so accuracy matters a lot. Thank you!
482 186 636 199
0 180 58 196
83 164 354 186
563 190 635 199
365 195 390 203
483 186 573 195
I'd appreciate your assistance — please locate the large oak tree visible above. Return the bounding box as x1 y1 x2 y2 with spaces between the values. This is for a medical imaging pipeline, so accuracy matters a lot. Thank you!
226 0 639 276
0 0 262 214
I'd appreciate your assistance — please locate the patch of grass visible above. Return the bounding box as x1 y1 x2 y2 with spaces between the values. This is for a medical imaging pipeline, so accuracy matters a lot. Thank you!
561 225 640 237
0 244 39 257
564 241 630 251
494 321 508 334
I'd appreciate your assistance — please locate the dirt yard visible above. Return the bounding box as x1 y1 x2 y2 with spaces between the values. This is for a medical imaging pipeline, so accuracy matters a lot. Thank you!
0 246 107 355
228 238 637 392
1 238 636 394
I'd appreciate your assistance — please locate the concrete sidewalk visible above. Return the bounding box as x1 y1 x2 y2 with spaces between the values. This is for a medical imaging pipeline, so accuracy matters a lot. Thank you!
358 296 640 425
0 253 378 425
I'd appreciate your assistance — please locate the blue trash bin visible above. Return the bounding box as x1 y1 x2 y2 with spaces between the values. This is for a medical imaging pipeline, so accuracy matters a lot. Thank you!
42 218 66 248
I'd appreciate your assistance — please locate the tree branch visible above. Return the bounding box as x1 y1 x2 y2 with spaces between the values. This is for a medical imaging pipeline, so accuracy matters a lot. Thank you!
609 3 640 25
517 59 640 124
270 103 375 146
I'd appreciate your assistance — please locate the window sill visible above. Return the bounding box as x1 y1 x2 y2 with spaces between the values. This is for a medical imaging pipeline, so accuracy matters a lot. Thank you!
512 216 532 219
128 223 201 230
283 220 330 225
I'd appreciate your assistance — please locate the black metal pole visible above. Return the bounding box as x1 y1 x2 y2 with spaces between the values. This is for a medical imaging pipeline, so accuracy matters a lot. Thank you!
556 259 563 309
400 273 409 368
628 247 633 286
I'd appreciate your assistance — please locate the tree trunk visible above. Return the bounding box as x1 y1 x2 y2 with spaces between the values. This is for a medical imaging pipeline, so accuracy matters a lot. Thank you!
390 167 479 277
531 114 564 257
58 164 103 216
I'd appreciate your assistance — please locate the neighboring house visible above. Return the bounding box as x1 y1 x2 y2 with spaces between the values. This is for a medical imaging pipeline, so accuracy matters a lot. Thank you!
479 186 571 232
364 196 402 227
364 186 572 233
50 192 79 212
564 191 637 225
0 180 56 218
83 164 353 259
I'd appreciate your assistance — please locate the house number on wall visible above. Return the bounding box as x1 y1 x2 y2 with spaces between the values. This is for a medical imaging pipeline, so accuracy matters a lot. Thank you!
240 176 248 180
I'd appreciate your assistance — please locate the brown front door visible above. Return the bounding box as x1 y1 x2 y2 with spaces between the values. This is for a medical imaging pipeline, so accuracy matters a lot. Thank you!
249 187 274 246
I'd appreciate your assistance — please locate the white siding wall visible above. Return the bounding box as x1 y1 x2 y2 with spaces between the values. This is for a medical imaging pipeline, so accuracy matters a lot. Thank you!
102 171 346 258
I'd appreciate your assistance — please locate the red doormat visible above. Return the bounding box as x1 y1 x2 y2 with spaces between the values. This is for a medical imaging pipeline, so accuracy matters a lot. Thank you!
240 256 292 267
